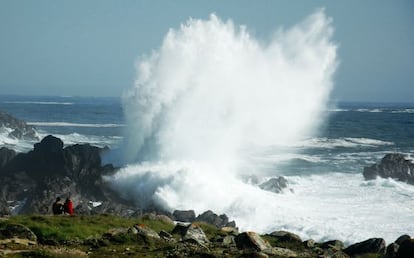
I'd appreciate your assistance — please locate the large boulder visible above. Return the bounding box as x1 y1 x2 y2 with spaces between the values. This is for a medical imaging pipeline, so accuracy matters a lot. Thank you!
172 223 209 246
269 231 302 244
363 153 414 184
235 231 272 251
344 238 386 256
173 210 196 222
195 210 236 228
183 223 209 246
396 238 414 258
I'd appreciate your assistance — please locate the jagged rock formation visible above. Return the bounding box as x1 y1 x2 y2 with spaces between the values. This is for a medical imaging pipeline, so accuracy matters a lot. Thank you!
259 176 290 193
172 209 236 228
0 111 38 140
363 153 414 184
0 135 137 216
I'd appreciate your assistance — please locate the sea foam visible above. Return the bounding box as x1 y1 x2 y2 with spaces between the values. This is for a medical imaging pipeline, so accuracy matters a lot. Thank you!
108 10 341 241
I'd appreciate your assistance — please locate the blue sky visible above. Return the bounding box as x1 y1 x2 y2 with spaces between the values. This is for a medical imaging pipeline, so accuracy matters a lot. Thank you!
0 0 413 102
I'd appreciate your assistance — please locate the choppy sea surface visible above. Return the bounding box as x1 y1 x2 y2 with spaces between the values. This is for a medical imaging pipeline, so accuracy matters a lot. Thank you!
1 95 413 244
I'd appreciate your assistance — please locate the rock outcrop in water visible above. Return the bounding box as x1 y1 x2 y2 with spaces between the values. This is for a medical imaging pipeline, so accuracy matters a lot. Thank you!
0 135 136 216
0 111 38 141
259 176 291 193
363 153 414 184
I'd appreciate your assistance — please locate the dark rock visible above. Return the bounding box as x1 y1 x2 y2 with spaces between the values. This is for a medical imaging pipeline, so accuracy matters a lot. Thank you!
269 230 302 244
0 223 37 242
344 238 386 256
259 176 289 193
0 111 38 140
0 147 16 169
320 240 345 250
172 222 191 236
0 199 11 216
0 135 139 216
396 234 411 245
159 230 173 240
195 210 236 228
386 242 399 258
173 210 196 222
396 238 414 258
363 153 414 184
235 231 272 251
34 135 64 153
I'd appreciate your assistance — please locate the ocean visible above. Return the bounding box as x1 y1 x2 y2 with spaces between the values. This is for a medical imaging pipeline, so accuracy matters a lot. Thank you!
1 94 413 244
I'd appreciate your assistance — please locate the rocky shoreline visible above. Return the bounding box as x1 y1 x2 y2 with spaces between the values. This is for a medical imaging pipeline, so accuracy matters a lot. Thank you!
0 213 413 257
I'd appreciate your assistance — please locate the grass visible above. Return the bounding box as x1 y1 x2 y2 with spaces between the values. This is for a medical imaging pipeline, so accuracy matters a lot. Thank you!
0 214 173 243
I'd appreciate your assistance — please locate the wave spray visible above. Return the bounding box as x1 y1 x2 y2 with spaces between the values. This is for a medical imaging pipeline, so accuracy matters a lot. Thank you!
109 10 338 237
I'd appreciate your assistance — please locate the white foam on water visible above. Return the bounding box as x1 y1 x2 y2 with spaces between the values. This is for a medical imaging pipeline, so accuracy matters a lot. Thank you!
108 163 414 244
297 137 394 149
42 132 122 148
28 122 124 128
3 101 74 105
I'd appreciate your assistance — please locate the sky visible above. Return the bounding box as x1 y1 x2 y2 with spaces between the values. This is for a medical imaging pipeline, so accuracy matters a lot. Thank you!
0 0 413 102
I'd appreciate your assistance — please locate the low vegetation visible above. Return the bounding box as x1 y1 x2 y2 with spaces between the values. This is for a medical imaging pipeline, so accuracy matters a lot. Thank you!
0 215 393 258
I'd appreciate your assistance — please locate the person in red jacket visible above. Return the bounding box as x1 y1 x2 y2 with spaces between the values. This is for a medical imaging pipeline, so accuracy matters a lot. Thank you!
64 197 74 215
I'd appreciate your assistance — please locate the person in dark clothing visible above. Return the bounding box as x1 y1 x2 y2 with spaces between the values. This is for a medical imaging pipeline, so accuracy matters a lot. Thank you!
52 197 64 215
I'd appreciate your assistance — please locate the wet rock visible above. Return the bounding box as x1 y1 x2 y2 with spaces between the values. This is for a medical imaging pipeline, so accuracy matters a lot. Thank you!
363 153 414 184
195 210 236 228
173 210 196 222
344 238 386 256
259 176 289 193
396 238 414 258
235 231 272 252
